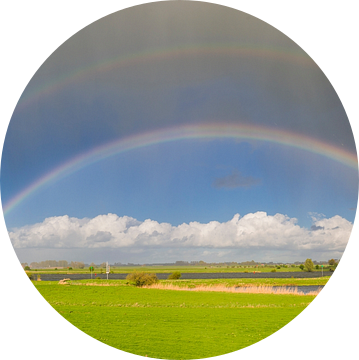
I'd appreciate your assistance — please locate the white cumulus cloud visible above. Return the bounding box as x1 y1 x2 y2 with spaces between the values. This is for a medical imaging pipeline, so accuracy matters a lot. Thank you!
9 212 352 254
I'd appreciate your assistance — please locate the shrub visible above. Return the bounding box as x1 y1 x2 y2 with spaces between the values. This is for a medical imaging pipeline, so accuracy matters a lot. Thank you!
68 267 73 270
276 266 281 269
126 271 159 287
299 264 305 270
24 266 31 271
26 272 33 280
304 259 314 272
168 271 181 280
271 269 277 272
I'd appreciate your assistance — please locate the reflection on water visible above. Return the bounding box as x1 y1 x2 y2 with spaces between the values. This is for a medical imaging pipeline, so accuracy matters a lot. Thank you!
253 285 324 295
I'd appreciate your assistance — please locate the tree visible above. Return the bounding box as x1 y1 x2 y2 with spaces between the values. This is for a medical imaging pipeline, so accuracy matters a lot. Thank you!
328 259 336 266
304 259 314 272
299 264 304 270
58 260 68 267
70 261 85 269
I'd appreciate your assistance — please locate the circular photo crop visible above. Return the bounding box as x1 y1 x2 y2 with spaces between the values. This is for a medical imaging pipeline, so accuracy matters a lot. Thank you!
1 1 358 359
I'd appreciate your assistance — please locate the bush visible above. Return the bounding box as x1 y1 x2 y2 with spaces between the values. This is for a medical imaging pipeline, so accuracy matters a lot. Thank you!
26 272 33 280
24 266 31 271
271 269 277 272
299 264 305 270
276 266 281 269
168 271 181 280
304 258 314 272
126 271 159 287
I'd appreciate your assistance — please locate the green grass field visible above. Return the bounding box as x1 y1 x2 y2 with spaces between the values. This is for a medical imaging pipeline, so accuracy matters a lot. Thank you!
34 280 318 359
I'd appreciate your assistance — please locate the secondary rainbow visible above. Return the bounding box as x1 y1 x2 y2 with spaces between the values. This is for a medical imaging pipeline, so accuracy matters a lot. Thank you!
17 43 315 111
2 123 357 216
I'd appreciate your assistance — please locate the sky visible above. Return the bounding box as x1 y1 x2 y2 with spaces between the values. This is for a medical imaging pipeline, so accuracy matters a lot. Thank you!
1 1 358 264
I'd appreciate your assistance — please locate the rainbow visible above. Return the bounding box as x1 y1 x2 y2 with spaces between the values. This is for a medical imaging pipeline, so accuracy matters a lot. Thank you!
17 44 315 111
2 123 357 216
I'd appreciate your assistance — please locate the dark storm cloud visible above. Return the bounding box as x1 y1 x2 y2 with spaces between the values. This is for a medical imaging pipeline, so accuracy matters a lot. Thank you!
213 170 261 189
10 1 353 149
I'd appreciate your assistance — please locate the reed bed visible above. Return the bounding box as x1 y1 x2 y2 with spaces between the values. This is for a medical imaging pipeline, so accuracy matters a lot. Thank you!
143 283 320 296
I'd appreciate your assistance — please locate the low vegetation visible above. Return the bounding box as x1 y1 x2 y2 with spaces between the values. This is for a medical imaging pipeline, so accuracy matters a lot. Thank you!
142 283 321 296
126 271 159 287
167 271 181 279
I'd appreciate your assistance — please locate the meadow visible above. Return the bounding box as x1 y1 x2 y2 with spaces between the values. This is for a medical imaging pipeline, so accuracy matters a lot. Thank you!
34 278 323 359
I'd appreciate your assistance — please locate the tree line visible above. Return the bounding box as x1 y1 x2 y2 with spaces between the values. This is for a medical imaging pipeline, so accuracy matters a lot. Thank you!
23 260 85 269
22 258 339 270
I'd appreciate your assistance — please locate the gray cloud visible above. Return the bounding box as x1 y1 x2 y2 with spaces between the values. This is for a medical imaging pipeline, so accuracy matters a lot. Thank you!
311 225 324 231
86 231 112 243
213 170 261 189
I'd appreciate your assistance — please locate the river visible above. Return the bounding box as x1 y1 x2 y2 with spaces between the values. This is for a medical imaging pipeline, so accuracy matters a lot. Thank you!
36 271 331 281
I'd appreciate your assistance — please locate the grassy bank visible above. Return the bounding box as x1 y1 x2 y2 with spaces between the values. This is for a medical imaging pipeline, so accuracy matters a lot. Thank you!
34 280 317 359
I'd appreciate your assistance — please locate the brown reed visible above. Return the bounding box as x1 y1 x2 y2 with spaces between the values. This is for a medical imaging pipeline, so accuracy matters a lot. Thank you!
143 283 320 296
